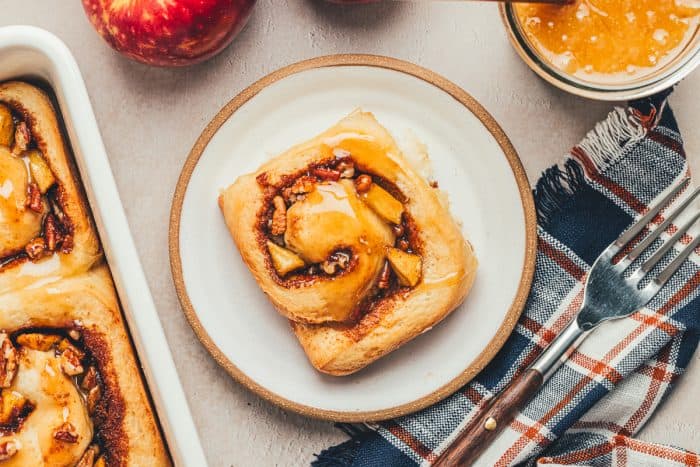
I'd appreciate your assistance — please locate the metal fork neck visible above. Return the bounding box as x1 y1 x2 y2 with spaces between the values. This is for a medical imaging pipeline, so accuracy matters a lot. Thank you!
530 318 591 381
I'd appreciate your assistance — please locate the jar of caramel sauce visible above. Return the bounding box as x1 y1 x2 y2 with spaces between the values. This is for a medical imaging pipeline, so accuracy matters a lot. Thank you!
501 1 700 99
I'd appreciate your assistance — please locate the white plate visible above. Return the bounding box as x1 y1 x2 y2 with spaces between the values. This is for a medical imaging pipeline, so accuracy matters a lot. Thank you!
170 56 536 421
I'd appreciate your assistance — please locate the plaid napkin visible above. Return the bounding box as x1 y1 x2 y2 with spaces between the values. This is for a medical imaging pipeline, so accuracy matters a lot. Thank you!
314 91 700 467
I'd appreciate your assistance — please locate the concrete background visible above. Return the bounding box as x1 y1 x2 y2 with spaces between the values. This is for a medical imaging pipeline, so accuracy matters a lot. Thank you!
3 1 699 465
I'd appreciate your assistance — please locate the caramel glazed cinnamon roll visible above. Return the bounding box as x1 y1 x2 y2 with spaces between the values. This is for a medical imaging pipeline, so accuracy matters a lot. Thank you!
0 82 169 466
220 110 478 376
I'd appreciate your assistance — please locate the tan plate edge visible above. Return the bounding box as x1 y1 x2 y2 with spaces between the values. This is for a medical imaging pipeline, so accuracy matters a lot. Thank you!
169 54 537 423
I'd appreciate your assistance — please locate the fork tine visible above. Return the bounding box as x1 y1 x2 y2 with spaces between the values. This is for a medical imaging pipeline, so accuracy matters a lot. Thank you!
615 178 690 248
640 211 700 274
651 227 700 289
626 186 700 262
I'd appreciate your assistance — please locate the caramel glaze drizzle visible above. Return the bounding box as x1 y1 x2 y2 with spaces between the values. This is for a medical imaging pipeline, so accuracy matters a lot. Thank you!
0 110 74 271
255 155 423 323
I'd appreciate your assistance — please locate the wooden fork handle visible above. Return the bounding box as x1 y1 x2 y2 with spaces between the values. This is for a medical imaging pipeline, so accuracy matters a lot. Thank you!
433 369 544 467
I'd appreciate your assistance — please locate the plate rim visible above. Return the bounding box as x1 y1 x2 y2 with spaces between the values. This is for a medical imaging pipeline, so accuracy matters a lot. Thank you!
169 54 537 422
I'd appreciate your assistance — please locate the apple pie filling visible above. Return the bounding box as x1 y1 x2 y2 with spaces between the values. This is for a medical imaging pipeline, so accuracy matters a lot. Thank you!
0 103 73 270
257 155 424 312
0 328 117 466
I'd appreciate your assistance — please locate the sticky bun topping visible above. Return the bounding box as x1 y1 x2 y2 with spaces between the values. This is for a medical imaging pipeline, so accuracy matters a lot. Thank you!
0 103 72 270
0 329 110 466
257 154 424 319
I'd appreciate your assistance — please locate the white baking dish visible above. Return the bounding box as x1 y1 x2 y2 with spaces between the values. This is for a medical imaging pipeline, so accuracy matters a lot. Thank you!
0 25 207 466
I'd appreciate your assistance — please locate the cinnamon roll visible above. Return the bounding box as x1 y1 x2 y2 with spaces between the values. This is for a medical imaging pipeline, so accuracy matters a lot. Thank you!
219 110 478 375
0 81 168 465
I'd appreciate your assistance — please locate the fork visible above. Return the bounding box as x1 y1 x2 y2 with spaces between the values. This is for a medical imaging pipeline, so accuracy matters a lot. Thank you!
433 178 700 466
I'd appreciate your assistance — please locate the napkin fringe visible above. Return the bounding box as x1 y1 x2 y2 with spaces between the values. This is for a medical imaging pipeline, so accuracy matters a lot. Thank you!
312 424 370 466
534 158 586 227
578 107 645 173
535 107 644 227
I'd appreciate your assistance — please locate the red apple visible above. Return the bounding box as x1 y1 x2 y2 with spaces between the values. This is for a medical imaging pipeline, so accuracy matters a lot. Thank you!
82 0 257 67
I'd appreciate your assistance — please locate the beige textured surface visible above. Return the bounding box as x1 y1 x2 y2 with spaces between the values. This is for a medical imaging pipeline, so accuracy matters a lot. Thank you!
3 1 699 466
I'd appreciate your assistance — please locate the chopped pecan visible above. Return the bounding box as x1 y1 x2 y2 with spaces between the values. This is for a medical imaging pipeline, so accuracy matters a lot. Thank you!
337 160 355 178
0 439 19 461
87 385 101 414
377 261 391 289
80 366 98 391
311 167 341 181
44 214 60 251
355 175 372 194
58 341 84 376
60 233 74 254
58 339 84 358
53 422 79 443
25 182 43 213
16 333 61 352
24 237 46 260
321 251 351 275
68 329 81 341
76 444 100 467
391 223 405 237
270 196 287 236
283 176 316 203
12 121 30 155
0 335 18 388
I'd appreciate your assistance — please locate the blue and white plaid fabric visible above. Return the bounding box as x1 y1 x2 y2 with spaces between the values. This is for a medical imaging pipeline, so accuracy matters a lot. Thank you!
315 91 700 467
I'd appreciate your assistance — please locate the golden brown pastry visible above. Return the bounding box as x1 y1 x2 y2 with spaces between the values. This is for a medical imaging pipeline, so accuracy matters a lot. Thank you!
0 81 100 295
220 110 477 375
0 81 169 465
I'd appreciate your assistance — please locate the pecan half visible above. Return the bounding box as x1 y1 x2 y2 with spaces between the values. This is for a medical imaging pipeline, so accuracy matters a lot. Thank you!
0 335 18 388
58 341 84 376
270 196 287 236
80 366 98 391
12 121 30 155
53 422 79 443
311 167 341 181
283 176 316 202
321 251 351 275
25 182 43 213
87 385 101 414
0 439 19 461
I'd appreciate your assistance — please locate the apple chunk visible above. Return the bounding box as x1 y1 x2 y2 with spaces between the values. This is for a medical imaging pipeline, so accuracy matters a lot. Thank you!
0 104 13 148
267 241 305 276
386 247 422 287
361 184 404 225
27 150 56 193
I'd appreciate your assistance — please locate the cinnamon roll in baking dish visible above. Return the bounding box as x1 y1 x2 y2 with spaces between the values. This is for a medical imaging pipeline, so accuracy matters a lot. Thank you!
219 110 478 375
0 82 168 465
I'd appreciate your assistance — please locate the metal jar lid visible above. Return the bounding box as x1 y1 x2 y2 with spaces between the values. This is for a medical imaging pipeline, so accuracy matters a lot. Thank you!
499 4 700 101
